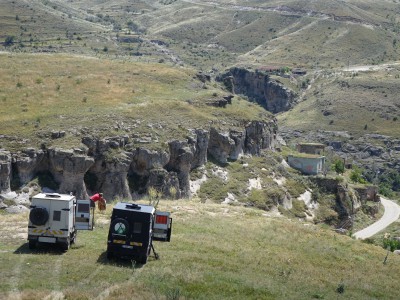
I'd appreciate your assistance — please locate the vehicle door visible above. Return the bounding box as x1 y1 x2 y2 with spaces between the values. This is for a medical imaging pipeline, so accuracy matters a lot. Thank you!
75 200 94 230
152 211 172 242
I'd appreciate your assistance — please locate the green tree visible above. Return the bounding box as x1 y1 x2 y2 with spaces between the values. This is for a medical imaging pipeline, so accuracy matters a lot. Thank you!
350 166 366 184
332 158 345 174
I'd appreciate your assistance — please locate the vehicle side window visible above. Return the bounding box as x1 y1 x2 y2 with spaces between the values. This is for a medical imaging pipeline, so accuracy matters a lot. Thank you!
53 211 61 221
133 222 142 234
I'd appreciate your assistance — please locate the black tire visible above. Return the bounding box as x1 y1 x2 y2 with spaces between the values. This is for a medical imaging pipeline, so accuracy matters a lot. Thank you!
61 240 70 251
106 251 113 260
28 240 36 250
138 255 148 265
71 232 77 244
29 207 49 226
110 218 129 236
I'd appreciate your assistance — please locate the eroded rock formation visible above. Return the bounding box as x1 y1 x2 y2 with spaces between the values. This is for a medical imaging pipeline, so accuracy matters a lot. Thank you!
0 150 11 194
0 122 278 201
218 67 297 113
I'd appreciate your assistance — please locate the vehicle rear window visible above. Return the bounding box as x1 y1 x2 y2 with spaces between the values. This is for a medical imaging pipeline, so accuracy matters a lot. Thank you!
77 203 90 213
133 222 142 234
53 211 61 221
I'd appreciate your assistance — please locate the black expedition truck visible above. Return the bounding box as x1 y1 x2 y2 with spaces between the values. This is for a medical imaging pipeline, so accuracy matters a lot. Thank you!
106 202 172 264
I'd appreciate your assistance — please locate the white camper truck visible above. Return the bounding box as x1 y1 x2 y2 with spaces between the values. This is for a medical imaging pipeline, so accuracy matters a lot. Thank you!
27 193 93 251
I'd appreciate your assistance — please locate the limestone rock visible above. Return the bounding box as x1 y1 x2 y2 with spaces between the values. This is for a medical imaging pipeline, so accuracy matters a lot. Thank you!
166 140 194 197
0 150 12 194
6 205 29 214
100 152 132 200
189 129 209 169
208 127 235 164
48 148 94 199
131 148 169 176
245 120 277 155
13 148 46 186
147 168 180 199
218 67 297 113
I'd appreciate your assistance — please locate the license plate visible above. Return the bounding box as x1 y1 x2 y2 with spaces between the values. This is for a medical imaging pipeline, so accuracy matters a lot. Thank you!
38 237 56 243
122 245 133 249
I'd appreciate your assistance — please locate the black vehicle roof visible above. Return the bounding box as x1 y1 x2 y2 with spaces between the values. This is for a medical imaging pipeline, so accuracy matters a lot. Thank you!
113 202 155 214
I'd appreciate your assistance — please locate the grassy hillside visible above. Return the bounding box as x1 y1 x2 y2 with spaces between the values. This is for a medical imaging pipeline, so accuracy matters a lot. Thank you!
131 0 400 69
0 52 270 151
2 0 400 70
1 200 400 299
278 67 400 138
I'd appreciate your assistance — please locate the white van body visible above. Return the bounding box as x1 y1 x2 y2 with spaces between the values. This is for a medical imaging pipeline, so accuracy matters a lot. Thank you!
28 193 92 251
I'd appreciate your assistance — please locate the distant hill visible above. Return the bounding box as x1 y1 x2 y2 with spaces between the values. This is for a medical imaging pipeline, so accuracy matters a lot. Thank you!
2 0 400 69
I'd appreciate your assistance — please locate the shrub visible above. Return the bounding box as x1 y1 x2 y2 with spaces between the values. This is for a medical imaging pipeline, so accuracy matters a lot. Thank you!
333 159 345 174
247 189 278 210
350 166 366 184
4 36 15 47
383 236 400 251
315 205 338 224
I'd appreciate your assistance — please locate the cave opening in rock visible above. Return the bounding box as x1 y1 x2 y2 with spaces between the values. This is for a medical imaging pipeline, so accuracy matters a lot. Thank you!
128 171 149 196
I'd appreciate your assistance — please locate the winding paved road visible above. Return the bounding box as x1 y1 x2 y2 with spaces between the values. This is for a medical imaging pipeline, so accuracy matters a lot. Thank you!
353 198 400 239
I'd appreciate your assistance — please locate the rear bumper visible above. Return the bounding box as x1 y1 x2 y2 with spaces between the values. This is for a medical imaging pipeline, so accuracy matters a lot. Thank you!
107 243 149 259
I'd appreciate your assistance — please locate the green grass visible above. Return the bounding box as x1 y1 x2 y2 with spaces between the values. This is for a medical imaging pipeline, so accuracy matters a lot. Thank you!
0 52 269 151
1 200 400 299
278 68 400 138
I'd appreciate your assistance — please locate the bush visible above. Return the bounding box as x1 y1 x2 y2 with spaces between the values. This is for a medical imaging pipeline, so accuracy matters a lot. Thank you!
332 159 344 174
4 36 15 47
383 237 400 251
350 166 366 184
247 189 280 210
315 205 338 224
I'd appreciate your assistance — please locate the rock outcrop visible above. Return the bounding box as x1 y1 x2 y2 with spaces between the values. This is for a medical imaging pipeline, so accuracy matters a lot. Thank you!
218 67 297 113
48 148 94 199
0 150 12 193
13 148 46 186
0 121 278 201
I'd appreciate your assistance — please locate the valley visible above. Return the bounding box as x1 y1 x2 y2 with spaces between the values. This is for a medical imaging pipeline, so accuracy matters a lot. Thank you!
1 0 400 299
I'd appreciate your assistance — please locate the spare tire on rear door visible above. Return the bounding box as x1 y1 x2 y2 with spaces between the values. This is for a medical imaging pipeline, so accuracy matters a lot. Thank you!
110 218 129 236
29 207 49 226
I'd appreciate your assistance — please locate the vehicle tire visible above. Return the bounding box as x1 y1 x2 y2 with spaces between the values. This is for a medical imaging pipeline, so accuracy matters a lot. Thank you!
71 232 77 244
28 240 36 249
61 240 70 251
106 251 113 260
29 207 49 226
110 218 129 235
138 255 148 265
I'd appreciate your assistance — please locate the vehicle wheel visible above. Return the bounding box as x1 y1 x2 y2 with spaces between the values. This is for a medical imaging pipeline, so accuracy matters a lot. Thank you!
106 251 113 260
61 240 70 251
138 255 148 265
110 218 129 235
29 207 49 226
28 240 36 249
71 233 77 244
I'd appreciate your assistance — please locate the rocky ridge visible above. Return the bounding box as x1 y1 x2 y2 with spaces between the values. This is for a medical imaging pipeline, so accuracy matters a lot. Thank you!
218 67 297 113
0 120 278 203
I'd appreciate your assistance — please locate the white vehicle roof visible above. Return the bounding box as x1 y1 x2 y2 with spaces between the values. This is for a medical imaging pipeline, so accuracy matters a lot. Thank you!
32 193 75 201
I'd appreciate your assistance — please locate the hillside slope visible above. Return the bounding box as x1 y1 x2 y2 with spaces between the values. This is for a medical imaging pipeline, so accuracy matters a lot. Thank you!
2 0 400 69
1 200 400 299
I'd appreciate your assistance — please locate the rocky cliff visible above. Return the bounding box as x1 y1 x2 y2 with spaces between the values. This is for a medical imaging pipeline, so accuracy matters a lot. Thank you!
218 67 297 113
0 120 278 201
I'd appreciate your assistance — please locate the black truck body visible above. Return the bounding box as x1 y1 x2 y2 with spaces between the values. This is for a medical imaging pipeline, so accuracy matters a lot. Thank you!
106 202 172 264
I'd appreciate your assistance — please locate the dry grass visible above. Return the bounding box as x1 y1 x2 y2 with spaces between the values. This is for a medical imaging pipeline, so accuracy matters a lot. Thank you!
1 200 400 299
0 52 268 151
278 68 400 138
